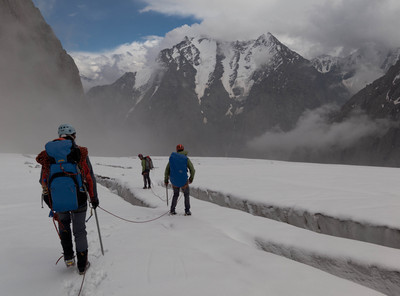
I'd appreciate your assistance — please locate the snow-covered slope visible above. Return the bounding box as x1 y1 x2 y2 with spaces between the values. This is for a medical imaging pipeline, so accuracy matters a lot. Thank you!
3 153 400 295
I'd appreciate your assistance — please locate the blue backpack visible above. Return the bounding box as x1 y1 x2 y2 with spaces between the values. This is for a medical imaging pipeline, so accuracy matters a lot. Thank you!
45 139 84 212
169 152 188 187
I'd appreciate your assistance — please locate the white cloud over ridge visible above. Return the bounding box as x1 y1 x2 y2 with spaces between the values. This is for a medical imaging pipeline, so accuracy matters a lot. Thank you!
70 0 400 89
141 0 400 58
71 37 162 90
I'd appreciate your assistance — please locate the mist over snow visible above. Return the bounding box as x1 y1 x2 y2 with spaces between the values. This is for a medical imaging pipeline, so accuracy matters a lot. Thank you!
247 105 394 158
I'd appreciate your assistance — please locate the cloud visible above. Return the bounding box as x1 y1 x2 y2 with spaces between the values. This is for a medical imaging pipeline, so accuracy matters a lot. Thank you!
140 0 400 58
247 105 394 158
70 37 162 90
68 0 400 88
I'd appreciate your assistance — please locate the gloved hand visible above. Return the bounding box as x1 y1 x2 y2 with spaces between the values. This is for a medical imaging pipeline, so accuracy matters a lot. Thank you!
42 194 51 208
49 211 59 221
91 198 99 209
164 181 169 186
189 179 193 184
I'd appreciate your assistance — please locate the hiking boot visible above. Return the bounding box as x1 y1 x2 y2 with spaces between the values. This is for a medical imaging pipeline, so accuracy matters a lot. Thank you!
185 210 191 216
170 210 176 215
79 261 90 275
65 258 75 267
143 186 147 189
77 250 88 274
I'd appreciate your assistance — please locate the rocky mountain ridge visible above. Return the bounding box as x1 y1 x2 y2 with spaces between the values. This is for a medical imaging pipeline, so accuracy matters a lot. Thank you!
331 59 400 166
312 45 400 94
88 33 349 156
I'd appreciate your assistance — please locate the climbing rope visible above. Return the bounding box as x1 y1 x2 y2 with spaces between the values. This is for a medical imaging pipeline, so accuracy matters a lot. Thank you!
97 185 184 223
77 272 86 296
54 253 86 296
52 216 61 239
98 205 170 223
55 254 64 265
149 181 167 202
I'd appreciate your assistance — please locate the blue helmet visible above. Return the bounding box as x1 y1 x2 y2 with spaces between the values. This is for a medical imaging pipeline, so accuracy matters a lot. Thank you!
58 124 76 137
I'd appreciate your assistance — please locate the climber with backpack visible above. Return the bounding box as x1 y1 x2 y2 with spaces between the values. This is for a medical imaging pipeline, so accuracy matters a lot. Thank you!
164 144 195 215
36 124 99 275
138 154 153 189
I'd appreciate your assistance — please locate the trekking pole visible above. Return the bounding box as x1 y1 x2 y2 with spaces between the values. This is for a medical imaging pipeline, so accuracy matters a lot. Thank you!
166 185 169 206
94 207 104 256
84 185 104 256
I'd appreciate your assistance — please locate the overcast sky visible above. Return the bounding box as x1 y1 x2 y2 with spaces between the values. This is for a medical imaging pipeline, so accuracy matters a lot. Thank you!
33 0 400 59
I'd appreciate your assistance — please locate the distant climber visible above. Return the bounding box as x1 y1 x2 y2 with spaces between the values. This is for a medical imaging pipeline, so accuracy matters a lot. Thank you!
164 144 195 215
138 154 153 189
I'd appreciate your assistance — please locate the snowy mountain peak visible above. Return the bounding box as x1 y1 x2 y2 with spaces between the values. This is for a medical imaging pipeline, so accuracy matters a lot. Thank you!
221 33 301 99
159 33 302 100
255 32 278 47
311 55 341 73
112 72 136 89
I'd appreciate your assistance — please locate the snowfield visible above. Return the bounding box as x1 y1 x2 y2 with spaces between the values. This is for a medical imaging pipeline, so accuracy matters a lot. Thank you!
1 153 399 296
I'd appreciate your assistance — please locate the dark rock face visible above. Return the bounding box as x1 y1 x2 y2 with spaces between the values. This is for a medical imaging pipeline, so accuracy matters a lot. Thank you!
0 0 85 153
330 60 400 166
237 52 345 141
0 0 83 99
311 45 400 95
340 60 400 121
86 72 139 128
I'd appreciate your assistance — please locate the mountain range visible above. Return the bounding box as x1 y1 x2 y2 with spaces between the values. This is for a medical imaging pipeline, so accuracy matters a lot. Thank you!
3 0 400 166
87 33 350 156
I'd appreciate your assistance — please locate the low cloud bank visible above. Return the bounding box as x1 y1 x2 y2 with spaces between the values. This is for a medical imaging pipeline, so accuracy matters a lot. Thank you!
247 105 394 160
